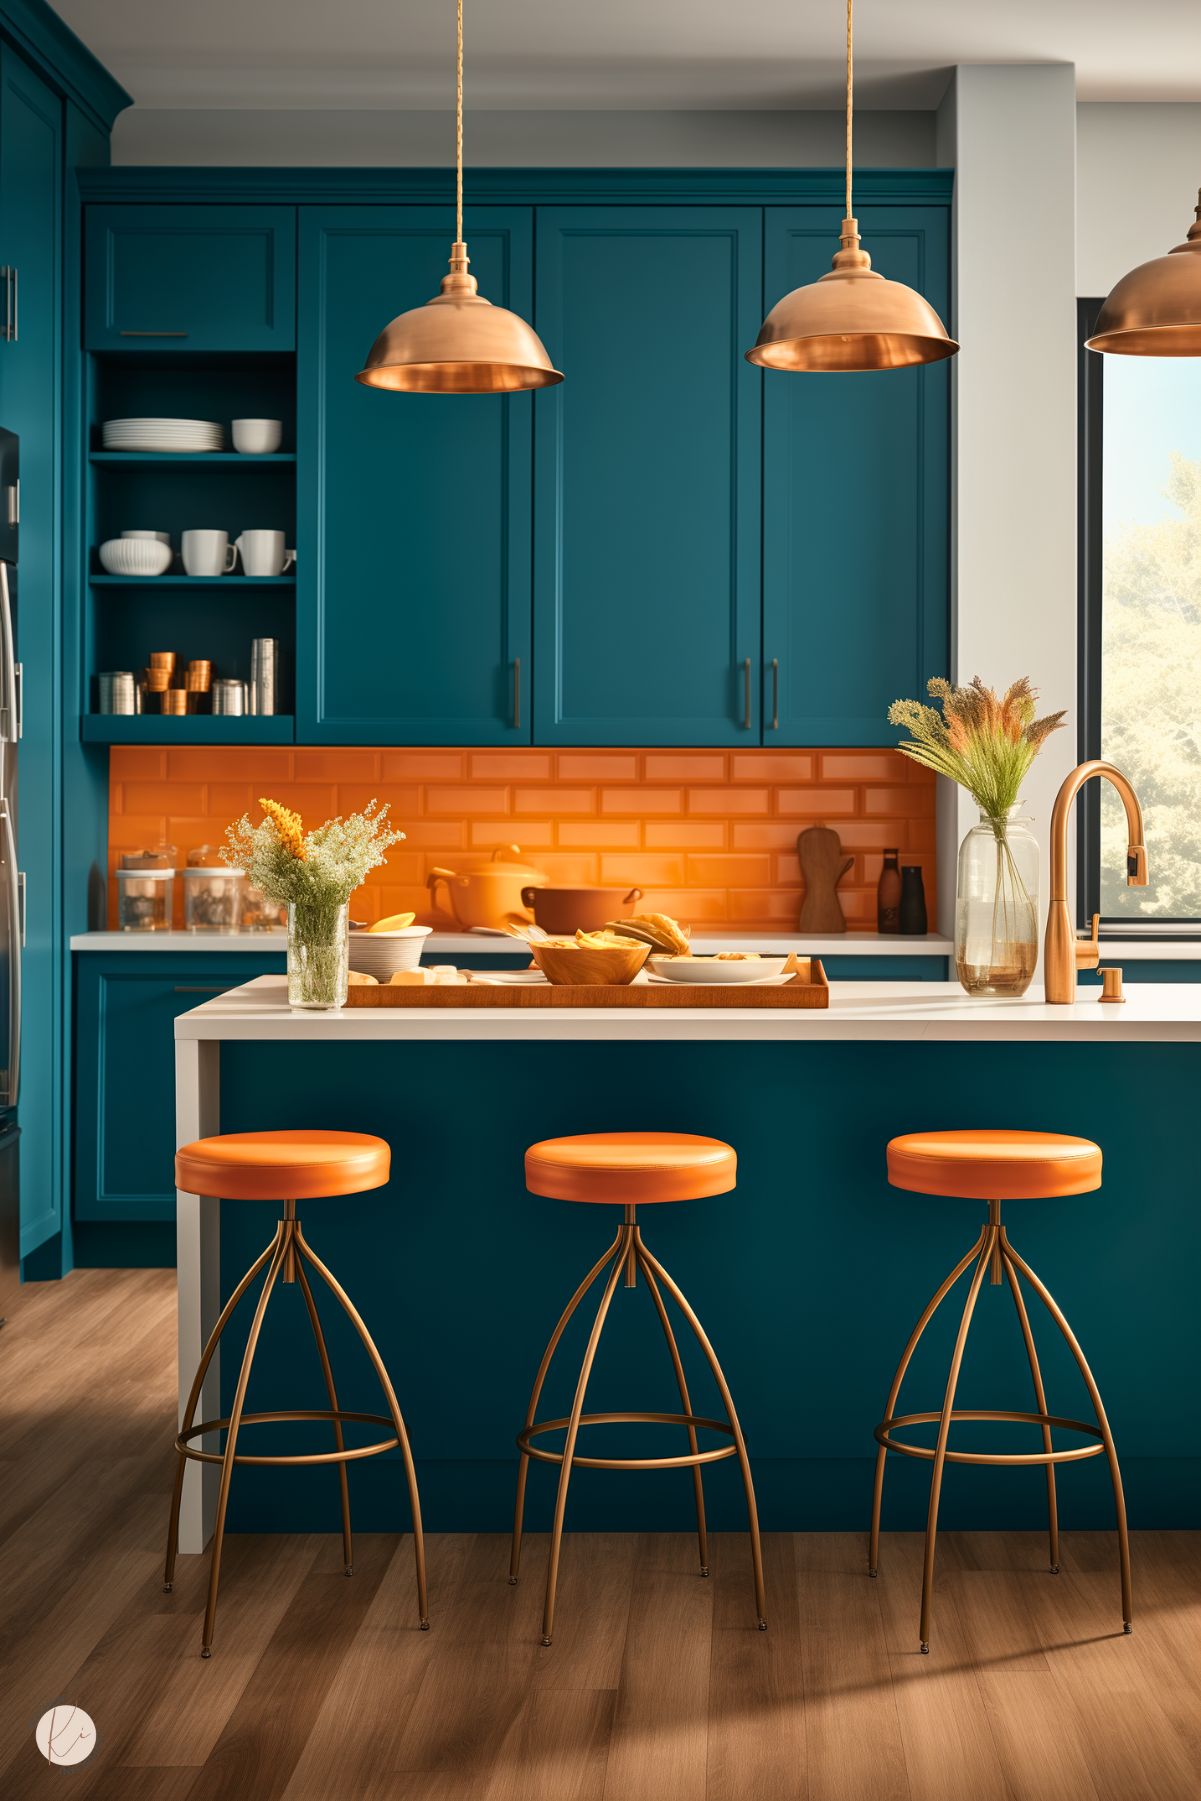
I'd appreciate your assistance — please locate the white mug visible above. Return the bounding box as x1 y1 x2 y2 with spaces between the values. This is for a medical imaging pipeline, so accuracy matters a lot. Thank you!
232 418 283 455
234 530 295 578
182 529 236 577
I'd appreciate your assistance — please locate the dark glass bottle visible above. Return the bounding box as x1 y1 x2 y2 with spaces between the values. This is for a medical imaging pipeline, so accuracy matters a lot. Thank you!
877 848 901 933
899 865 928 934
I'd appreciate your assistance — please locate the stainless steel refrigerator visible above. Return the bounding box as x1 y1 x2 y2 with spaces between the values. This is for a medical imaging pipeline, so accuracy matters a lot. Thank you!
0 425 23 1322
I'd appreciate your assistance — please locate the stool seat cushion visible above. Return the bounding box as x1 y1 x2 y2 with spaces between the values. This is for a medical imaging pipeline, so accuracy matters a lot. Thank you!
175 1130 390 1201
525 1132 736 1205
887 1129 1102 1201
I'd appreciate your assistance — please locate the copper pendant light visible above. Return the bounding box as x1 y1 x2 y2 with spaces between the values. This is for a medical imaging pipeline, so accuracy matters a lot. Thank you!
1086 193 1201 356
747 0 958 373
357 0 562 394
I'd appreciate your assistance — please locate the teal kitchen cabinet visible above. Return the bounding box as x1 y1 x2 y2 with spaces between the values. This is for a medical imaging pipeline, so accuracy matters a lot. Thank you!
84 205 296 350
533 206 763 745
0 43 63 1258
296 207 533 744
75 956 282 1222
761 205 950 745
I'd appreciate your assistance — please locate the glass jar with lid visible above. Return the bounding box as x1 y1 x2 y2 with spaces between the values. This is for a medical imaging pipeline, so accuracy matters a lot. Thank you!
241 881 287 932
116 846 177 931
182 848 245 932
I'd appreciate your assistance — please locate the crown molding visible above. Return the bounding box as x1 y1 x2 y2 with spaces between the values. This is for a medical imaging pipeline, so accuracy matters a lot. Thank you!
0 0 130 132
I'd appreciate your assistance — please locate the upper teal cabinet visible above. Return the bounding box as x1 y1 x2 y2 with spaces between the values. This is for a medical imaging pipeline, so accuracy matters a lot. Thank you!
761 205 950 745
533 207 762 745
295 207 532 744
84 205 296 350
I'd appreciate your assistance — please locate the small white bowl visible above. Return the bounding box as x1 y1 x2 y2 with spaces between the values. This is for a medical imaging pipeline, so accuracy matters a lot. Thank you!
122 530 172 546
348 925 432 979
99 537 173 577
232 418 283 455
648 953 789 984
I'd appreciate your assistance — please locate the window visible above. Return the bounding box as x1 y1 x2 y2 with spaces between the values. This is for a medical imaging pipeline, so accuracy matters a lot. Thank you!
1079 299 1201 928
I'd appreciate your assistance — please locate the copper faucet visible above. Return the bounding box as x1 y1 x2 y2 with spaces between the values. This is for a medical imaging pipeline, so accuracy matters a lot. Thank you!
1044 760 1147 1003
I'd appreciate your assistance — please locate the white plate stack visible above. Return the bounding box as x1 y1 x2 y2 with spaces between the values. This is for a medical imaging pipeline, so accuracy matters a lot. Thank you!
102 417 224 454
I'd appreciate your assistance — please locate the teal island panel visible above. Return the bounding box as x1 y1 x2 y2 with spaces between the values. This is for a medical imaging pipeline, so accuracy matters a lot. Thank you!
217 1038 1200 1533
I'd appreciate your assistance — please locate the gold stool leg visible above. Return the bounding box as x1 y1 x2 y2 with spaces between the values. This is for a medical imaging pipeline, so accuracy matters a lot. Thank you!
541 1228 630 1646
1001 1252 1060 1573
918 1226 996 1654
164 1222 284 1594
636 1231 767 1630
639 1253 710 1577
868 1227 987 1578
509 1225 625 1585
294 1257 353 1576
294 1224 430 1630
1001 1231 1133 1633
201 1222 290 1656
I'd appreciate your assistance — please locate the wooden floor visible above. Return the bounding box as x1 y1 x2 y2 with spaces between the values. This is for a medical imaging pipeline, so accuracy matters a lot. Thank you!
1 1269 1199 1801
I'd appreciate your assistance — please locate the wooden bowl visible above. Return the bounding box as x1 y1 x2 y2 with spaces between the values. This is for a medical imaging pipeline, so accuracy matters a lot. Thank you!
529 941 649 986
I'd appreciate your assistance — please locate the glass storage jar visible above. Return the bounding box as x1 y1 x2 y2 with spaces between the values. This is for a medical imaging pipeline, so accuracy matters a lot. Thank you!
241 881 287 932
183 866 244 932
116 867 175 932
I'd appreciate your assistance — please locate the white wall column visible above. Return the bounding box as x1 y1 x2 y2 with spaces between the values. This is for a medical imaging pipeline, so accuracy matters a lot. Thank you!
937 65 1079 936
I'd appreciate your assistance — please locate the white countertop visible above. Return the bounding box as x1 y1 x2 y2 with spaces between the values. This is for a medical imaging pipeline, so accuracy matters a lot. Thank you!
173 976 1201 1043
72 927 1201 961
74 928 953 956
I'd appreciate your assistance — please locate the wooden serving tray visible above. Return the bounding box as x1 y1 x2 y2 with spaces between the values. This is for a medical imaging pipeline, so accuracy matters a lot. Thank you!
345 956 829 1009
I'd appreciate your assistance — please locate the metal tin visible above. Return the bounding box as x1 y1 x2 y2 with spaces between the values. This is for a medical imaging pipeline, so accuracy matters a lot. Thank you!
212 678 247 716
98 671 136 715
250 637 278 716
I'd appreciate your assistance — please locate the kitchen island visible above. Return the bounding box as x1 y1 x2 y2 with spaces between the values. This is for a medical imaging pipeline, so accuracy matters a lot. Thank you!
173 979 1201 1554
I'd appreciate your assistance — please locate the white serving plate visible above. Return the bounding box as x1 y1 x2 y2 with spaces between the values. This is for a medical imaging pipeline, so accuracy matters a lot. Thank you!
647 954 790 984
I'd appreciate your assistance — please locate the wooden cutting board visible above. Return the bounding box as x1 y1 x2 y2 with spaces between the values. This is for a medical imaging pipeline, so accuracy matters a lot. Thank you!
797 826 854 933
344 957 830 1009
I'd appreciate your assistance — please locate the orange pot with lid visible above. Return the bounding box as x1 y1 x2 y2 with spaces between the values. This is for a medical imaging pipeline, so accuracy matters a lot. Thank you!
426 844 548 931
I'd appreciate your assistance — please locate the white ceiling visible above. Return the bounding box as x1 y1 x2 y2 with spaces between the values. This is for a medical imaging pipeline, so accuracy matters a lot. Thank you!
55 0 1201 112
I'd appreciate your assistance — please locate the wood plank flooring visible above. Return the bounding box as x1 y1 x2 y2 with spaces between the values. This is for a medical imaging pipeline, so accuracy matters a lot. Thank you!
1 1268 1198 1801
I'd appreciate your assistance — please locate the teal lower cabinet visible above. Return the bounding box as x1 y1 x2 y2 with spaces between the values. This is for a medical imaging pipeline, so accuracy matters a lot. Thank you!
762 205 951 745
74 956 282 1252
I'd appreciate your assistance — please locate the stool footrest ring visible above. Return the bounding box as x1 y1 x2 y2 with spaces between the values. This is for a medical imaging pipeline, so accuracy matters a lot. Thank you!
518 1410 738 1471
874 1408 1106 1467
176 1409 399 1467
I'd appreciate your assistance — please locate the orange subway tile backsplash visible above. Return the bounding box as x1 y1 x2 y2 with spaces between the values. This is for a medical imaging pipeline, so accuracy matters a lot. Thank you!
105 747 937 931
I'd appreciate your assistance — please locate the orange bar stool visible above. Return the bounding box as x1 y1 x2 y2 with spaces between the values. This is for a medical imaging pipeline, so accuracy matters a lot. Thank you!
509 1131 766 1646
870 1129 1132 1654
166 1130 428 1657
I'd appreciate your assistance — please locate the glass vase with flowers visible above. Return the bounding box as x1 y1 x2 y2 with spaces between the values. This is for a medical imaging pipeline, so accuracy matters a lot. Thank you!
223 798 405 1009
888 677 1066 997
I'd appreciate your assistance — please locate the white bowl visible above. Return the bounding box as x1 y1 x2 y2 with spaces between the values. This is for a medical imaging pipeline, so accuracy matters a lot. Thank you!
348 925 432 979
98 537 173 577
232 418 283 455
648 953 789 984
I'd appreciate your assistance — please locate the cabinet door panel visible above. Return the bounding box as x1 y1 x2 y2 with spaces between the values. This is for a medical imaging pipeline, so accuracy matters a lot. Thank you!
0 45 62 1257
85 205 296 350
74 959 281 1221
762 206 950 745
297 208 532 744
534 207 762 745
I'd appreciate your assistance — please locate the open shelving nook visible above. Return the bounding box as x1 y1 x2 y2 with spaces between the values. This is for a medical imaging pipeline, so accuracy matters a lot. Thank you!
82 350 298 741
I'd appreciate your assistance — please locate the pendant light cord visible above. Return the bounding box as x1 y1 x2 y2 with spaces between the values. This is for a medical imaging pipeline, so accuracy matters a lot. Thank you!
456 0 464 244
845 0 853 221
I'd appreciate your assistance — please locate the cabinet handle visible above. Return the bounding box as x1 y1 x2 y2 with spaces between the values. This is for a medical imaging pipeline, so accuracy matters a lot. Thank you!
5 480 17 528
172 984 230 994
513 656 521 730
0 268 13 343
742 657 752 730
119 329 189 338
9 266 15 344
770 658 780 731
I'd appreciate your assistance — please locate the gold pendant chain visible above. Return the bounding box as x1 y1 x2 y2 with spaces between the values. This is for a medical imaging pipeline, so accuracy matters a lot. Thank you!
845 0 854 222
456 0 464 244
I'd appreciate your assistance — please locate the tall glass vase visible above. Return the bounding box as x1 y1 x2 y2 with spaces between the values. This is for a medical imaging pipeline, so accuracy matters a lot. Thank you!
287 901 349 1010
954 807 1039 997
